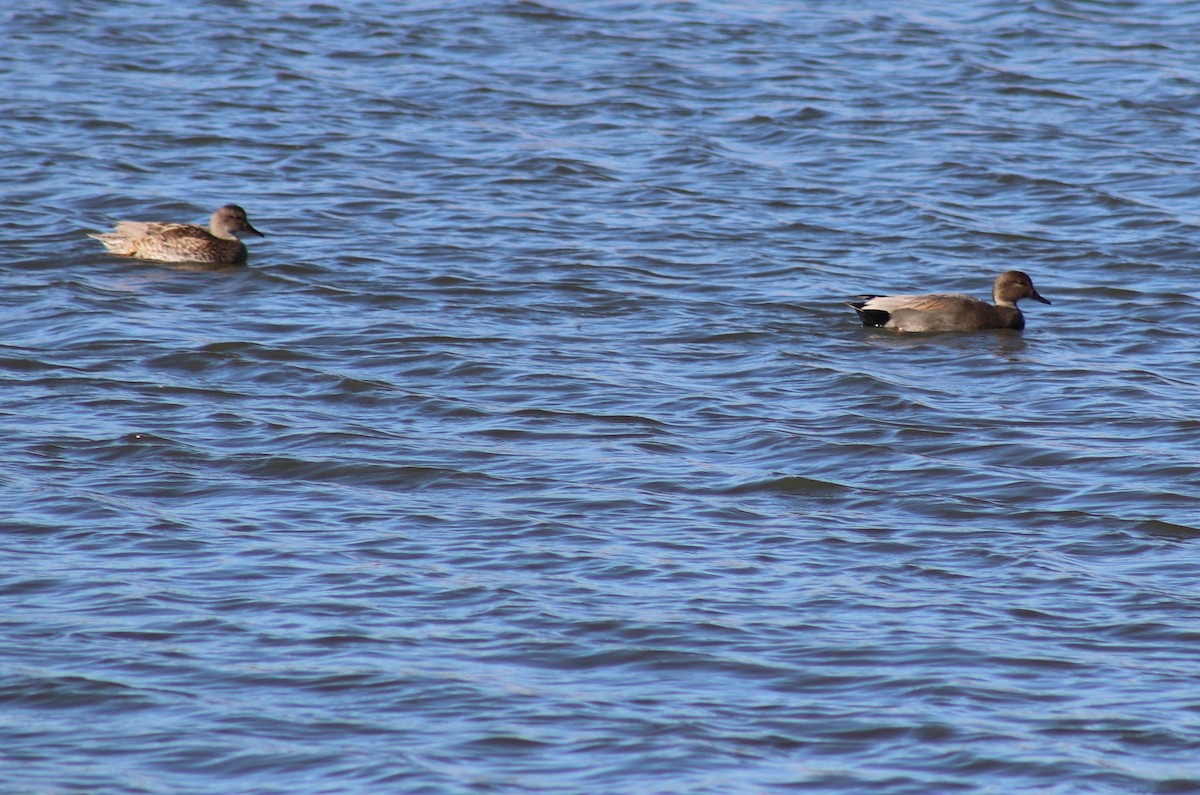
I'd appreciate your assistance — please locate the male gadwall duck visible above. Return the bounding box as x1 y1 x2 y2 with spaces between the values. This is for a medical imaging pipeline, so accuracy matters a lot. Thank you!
848 270 1051 332
89 204 264 264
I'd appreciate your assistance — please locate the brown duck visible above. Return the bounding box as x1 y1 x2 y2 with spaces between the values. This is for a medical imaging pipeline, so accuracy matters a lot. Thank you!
89 204 264 265
849 270 1051 332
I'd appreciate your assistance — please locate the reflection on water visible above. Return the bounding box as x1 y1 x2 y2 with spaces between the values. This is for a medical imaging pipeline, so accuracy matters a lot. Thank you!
856 326 1031 358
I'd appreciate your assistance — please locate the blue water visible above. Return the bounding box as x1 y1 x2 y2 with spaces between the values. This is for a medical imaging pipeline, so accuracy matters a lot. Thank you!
3 2 1200 793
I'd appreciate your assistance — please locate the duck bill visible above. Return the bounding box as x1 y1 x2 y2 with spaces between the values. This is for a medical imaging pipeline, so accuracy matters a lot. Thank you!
1031 289 1050 305
242 223 265 238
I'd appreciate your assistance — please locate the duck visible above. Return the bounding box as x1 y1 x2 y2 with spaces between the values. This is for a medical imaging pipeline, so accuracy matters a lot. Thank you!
848 270 1050 332
88 204 264 264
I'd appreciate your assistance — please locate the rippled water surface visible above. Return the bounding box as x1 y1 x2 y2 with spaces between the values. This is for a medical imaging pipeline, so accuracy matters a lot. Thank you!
4 1 1200 792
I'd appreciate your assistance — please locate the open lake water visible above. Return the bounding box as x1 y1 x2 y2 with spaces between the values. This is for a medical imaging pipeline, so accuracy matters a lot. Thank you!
3 1 1200 792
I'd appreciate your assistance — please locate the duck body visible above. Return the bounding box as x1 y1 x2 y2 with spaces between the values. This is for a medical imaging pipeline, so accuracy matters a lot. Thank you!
848 270 1050 333
89 204 263 264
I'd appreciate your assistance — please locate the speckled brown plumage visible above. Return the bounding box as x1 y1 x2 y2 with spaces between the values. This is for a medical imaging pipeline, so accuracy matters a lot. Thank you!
89 205 264 264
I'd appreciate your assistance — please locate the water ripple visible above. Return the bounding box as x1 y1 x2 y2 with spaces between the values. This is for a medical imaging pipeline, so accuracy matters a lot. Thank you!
3 1 1200 793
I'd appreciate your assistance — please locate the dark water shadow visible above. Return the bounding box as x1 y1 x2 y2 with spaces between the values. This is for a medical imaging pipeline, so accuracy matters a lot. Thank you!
1137 519 1200 541
855 328 1030 358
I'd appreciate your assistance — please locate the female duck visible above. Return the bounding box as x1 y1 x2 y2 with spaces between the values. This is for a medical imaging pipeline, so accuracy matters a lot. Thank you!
89 204 264 264
848 270 1050 332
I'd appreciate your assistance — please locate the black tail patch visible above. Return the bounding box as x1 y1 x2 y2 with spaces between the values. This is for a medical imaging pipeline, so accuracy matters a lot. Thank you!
847 298 890 328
